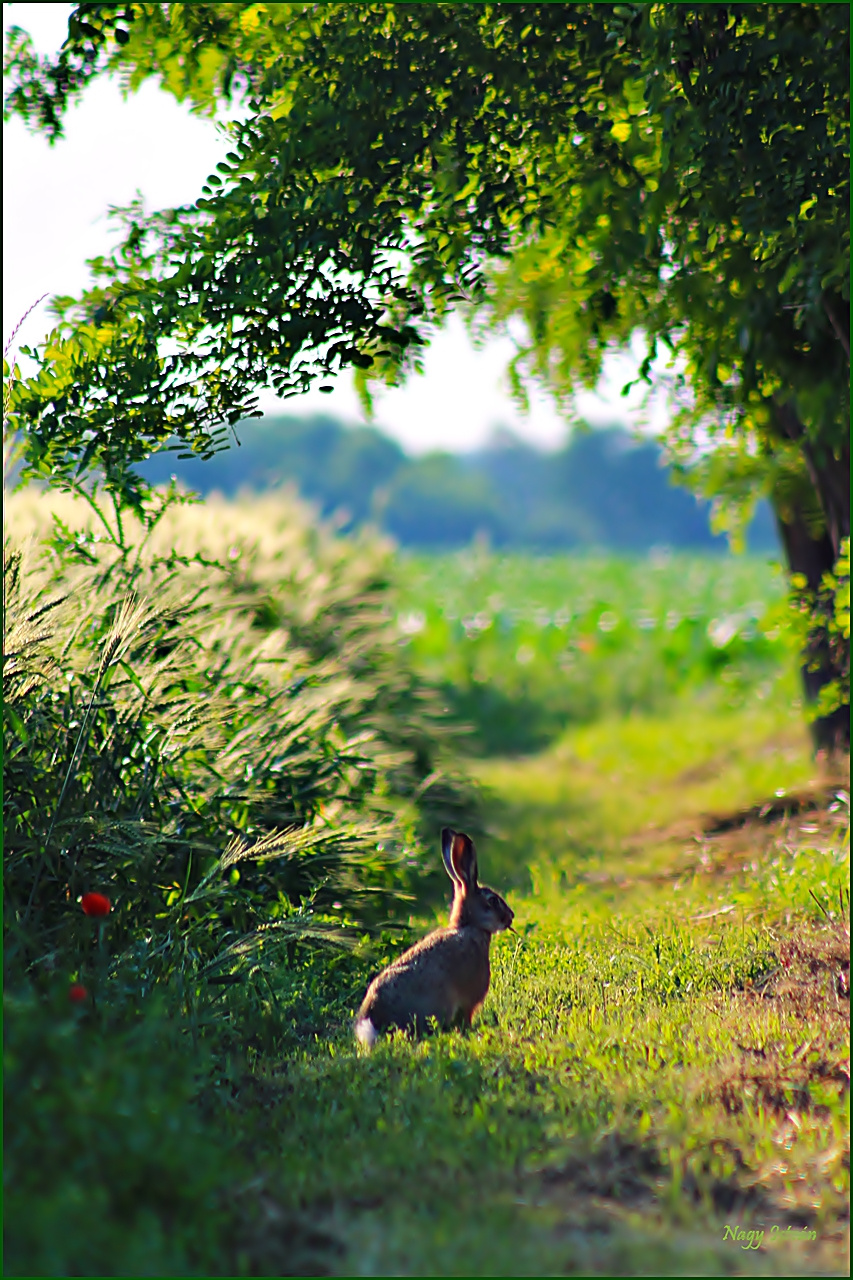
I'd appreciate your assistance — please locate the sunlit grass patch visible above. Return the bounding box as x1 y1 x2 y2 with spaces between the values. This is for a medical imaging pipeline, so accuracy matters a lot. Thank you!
228 747 847 1273
472 689 821 894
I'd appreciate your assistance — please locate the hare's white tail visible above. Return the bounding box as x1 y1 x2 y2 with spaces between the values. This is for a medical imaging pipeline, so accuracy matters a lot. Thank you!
354 1017 378 1048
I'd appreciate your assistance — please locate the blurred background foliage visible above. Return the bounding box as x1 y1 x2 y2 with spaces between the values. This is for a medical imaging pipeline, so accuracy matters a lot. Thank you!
395 549 795 757
135 412 778 553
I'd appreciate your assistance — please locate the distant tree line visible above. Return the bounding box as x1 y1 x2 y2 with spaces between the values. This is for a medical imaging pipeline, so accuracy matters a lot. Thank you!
139 415 778 553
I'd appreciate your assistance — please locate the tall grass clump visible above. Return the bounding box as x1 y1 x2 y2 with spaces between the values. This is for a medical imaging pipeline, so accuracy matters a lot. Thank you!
5 484 480 1023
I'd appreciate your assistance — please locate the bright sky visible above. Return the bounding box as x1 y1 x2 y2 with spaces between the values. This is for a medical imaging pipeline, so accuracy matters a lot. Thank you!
3 2 674 454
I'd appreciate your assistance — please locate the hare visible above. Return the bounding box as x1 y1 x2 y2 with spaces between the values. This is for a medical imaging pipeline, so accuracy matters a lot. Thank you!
354 828 514 1046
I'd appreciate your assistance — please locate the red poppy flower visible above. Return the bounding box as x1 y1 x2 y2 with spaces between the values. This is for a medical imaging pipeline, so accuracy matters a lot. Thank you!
80 892 111 918
69 983 89 1003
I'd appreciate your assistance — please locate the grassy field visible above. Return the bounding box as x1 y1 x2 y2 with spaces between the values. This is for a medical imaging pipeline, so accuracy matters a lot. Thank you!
4 493 849 1277
207 698 849 1277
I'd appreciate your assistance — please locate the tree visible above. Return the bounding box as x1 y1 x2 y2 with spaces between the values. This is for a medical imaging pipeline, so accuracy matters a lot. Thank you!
4 2 848 746
471 4 849 747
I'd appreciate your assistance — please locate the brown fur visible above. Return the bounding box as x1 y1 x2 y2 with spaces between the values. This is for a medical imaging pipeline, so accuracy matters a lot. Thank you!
355 829 513 1040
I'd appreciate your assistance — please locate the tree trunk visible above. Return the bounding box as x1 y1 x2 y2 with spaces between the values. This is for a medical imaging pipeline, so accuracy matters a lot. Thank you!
774 502 849 755
769 398 849 754
773 399 850 557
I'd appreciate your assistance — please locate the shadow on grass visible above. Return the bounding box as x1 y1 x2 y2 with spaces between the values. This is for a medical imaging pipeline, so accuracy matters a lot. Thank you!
441 681 573 757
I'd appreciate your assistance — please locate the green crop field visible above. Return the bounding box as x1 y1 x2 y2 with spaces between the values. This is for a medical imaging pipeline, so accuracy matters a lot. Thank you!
5 489 849 1277
395 549 796 755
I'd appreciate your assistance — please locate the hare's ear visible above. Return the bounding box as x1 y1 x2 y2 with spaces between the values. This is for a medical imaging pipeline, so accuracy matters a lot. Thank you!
446 830 478 890
441 828 461 883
